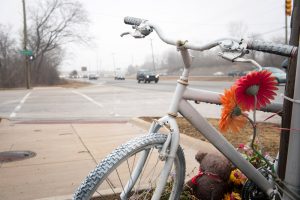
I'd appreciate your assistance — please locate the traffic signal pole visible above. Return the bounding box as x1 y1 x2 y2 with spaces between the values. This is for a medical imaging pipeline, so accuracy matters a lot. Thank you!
281 1 300 199
283 30 300 200
150 38 156 72
278 0 294 181
285 14 288 44
22 0 30 89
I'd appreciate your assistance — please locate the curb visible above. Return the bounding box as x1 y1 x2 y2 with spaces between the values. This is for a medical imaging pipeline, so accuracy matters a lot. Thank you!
0 117 11 127
128 117 152 131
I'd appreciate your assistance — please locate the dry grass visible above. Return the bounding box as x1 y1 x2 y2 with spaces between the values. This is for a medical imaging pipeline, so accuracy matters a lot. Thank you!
141 117 280 157
56 79 91 88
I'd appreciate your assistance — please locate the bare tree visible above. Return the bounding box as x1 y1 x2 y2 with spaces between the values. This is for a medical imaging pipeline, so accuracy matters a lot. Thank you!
127 64 138 75
27 0 90 84
0 25 24 87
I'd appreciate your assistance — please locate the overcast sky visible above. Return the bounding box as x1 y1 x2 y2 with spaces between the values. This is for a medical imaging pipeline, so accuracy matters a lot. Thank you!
0 0 290 73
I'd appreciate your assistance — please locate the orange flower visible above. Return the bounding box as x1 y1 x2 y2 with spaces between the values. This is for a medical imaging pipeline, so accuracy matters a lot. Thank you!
219 85 247 133
223 192 242 200
235 70 278 110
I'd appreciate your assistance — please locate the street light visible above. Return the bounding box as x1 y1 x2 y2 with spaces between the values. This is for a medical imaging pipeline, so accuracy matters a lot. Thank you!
22 0 30 89
150 38 156 72
112 53 116 77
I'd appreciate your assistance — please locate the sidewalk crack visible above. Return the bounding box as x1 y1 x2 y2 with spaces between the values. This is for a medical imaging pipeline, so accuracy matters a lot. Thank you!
70 124 98 165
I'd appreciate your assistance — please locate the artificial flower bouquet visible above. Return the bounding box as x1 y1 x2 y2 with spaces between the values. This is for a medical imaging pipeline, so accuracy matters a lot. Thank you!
219 69 278 200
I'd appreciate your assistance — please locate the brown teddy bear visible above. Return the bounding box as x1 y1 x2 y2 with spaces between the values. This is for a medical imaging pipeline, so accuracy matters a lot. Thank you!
186 151 233 200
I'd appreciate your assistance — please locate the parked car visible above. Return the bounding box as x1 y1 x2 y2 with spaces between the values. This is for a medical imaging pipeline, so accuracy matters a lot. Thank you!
88 74 98 80
262 67 286 84
227 70 241 77
213 71 224 76
238 71 251 76
281 58 288 72
244 67 286 85
136 69 159 83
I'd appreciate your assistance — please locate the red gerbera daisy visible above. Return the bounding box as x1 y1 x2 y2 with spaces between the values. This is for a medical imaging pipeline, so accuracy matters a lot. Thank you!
235 70 278 110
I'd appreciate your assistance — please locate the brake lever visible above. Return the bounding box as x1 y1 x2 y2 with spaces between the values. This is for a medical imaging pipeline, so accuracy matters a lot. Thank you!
120 30 145 38
121 24 153 39
120 32 130 37
218 52 263 71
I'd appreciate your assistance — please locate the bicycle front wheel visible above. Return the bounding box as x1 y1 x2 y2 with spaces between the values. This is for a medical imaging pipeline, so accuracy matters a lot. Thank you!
73 133 186 200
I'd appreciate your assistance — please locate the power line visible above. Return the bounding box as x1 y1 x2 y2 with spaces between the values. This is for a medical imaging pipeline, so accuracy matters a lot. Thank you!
251 27 285 37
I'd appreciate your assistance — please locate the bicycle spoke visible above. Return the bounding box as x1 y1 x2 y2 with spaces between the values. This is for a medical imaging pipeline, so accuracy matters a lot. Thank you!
115 168 125 196
133 151 161 199
135 148 154 195
143 188 153 200
94 190 103 198
104 178 117 196
127 159 133 176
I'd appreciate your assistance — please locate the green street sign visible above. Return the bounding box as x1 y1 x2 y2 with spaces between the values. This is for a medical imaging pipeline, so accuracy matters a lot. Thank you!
20 50 33 56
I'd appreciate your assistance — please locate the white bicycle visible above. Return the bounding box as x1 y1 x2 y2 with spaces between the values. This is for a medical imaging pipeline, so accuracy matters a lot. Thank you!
73 17 298 200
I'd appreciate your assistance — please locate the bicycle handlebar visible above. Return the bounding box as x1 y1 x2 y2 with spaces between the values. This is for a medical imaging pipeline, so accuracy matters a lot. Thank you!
123 16 297 57
124 16 144 26
246 40 297 57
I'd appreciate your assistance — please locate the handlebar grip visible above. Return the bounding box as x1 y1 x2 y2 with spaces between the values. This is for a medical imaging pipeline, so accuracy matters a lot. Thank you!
247 40 297 57
124 16 144 26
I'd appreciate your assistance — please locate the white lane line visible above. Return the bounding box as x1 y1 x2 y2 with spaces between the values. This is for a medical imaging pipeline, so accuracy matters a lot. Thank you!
10 92 31 118
72 91 103 108
15 105 22 111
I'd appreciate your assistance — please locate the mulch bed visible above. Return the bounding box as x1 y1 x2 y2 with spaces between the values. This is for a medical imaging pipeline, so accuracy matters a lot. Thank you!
140 117 280 157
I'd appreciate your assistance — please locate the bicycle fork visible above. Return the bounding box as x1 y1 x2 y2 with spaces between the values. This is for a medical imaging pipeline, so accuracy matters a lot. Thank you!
120 116 180 200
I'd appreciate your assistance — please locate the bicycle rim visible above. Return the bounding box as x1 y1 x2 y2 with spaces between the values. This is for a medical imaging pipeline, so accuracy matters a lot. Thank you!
73 134 186 200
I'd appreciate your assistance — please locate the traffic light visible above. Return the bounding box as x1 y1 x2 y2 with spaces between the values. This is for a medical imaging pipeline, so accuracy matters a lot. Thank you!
286 0 292 16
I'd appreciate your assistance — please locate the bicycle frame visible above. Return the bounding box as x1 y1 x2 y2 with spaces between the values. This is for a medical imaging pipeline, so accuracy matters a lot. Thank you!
122 47 275 200
118 17 297 200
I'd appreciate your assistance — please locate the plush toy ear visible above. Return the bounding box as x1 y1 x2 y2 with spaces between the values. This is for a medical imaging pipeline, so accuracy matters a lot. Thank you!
195 152 207 163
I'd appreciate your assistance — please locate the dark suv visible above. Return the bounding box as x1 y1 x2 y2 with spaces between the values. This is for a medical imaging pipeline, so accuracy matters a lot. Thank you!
136 70 159 83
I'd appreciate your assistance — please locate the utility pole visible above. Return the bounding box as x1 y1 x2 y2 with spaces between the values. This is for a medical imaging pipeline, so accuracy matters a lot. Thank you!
284 31 300 199
278 0 299 180
22 0 30 89
280 1 300 198
285 13 288 44
96 55 101 75
150 38 156 72
112 53 116 77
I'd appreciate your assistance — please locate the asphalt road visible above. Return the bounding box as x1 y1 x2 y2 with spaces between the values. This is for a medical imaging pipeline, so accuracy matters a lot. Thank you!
0 78 284 122
101 77 284 102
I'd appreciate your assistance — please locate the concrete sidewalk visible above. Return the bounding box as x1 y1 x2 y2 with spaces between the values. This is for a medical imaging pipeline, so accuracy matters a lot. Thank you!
0 118 218 200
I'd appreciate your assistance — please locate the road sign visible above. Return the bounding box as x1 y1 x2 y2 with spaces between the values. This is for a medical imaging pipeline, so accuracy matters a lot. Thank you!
20 50 33 56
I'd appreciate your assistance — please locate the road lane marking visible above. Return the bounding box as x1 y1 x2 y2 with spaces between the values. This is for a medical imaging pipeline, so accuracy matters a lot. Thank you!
72 91 103 108
10 92 31 118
